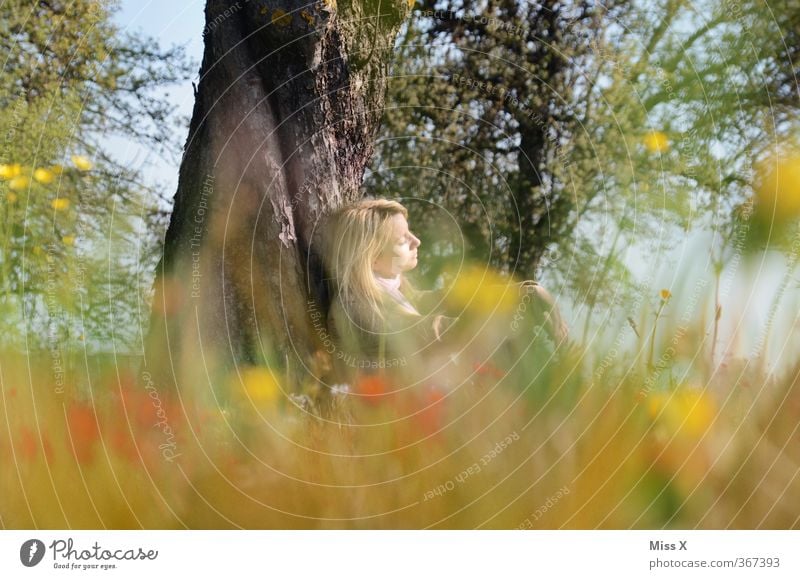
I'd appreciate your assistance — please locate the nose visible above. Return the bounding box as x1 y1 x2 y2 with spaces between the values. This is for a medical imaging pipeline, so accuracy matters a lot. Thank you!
410 234 420 249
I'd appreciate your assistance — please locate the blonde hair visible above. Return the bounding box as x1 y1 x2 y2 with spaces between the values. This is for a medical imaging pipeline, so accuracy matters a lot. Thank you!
324 198 417 324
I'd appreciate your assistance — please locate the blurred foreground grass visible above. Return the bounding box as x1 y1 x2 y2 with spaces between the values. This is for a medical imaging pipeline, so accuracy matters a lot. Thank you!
2 290 799 529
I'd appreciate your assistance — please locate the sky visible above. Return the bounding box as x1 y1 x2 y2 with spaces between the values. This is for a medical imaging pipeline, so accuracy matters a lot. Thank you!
112 1 205 189
112 0 799 375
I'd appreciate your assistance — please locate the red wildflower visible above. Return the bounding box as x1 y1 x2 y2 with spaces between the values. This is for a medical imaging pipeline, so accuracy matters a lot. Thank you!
18 426 38 461
109 427 139 463
15 426 53 464
472 361 506 379
415 387 447 436
354 374 393 406
66 402 100 464
118 383 157 431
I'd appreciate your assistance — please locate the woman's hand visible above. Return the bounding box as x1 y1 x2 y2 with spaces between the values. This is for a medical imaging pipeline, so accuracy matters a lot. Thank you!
518 280 569 343
546 312 570 344
518 280 542 298
432 313 458 340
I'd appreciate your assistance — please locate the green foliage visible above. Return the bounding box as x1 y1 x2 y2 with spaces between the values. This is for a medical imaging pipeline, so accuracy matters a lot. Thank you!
0 0 193 349
368 0 800 321
369 0 630 280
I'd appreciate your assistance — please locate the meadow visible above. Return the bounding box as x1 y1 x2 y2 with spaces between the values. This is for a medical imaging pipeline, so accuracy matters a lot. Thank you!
2 266 798 530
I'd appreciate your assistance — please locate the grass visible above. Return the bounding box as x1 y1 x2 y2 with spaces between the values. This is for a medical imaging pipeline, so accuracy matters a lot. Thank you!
2 278 799 530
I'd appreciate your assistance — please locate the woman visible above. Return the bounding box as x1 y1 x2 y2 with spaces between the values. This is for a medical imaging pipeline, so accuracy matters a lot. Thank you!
322 198 569 387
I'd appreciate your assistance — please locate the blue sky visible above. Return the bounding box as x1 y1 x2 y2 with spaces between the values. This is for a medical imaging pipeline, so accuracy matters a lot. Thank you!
113 1 205 189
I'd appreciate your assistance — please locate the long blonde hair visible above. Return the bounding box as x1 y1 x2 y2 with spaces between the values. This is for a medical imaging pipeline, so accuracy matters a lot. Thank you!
324 198 418 324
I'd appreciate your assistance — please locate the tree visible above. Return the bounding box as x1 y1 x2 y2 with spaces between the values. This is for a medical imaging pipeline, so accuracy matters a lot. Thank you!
368 0 800 338
146 0 412 399
368 0 629 279
0 0 192 349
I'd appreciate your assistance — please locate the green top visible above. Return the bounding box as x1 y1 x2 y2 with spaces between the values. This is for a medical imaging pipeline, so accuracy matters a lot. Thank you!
327 287 457 381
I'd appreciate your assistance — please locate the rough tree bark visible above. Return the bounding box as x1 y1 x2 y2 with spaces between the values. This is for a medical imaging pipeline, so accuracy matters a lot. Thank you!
145 0 409 399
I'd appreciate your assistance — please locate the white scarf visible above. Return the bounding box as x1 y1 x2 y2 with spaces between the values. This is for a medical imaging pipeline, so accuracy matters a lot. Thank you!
374 273 420 315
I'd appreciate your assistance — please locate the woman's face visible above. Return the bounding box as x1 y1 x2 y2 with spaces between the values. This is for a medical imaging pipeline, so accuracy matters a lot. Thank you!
373 213 420 277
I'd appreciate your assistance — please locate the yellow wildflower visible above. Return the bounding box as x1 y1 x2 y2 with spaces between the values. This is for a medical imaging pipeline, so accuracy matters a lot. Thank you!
71 155 93 171
33 168 55 184
50 164 64 175
644 131 669 153
62 235 76 246
6 191 18 203
647 388 715 438
237 366 281 405
51 198 70 211
8 176 30 190
446 265 519 315
0 163 22 179
659 288 672 301
755 149 800 218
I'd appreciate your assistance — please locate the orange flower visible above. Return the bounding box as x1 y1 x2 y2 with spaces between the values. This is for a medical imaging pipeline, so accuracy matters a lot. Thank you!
66 402 100 464
109 428 138 463
18 426 39 461
659 289 672 301
15 427 54 464
117 379 157 431
355 373 393 405
473 360 506 379
414 386 447 436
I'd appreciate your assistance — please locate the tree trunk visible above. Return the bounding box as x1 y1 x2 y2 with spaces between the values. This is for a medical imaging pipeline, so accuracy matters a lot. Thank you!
145 0 408 399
